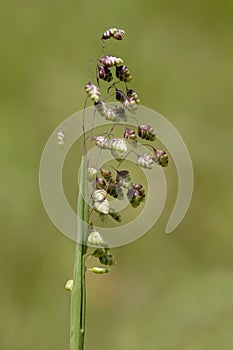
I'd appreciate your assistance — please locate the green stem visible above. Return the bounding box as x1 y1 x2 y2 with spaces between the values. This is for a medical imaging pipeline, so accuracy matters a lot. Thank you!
70 157 89 350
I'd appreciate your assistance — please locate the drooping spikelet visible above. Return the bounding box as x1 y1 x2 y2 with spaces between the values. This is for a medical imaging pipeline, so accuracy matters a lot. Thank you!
85 81 100 102
99 55 123 67
123 97 138 114
137 153 155 169
116 65 132 82
138 125 156 141
154 149 169 167
127 89 140 104
98 65 113 82
101 28 125 41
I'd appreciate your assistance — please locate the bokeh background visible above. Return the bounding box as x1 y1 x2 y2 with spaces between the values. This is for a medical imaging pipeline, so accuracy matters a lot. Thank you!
1 1 233 349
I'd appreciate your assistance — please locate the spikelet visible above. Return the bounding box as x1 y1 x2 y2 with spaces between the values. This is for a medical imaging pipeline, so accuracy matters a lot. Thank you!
127 183 146 208
87 167 98 181
95 100 108 117
93 189 108 202
109 209 122 222
106 180 119 198
94 135 111 149
94 198 110 214
116 65 132 82
101 28 125 40
99 253 116 266
95 177 106 189
87 230 107 247
110 138 127 152
95 101 126 122
85 81 101 102
123 97 138 114
138 125 156 141
127 89 140 104
99 55 123 67
123 128 138 146
57 129 65 147
98 65 113 82
115 88 126 103
92 248 108 258
137 153 155 169
89 267 110 274
116 170 132 189
154 149 169 167
100 168 112 181
65 279 73 291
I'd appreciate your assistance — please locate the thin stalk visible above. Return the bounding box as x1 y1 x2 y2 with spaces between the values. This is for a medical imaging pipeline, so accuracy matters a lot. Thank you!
70 157 89 350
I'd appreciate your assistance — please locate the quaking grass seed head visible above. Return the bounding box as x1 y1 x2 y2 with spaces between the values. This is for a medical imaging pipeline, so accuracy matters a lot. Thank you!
85 81 101 102
116 65 132 82
98 65 113 82
123 97 138 113
90 267 110 274
94 198 110 215
87 230 107 247
99 253 116 266
137 153 155 169
109 210 122 222
100 168 112 181
93 189 108 202
127 183 146 208
138 125 156 141
154 149 169 167
115 88 126 103
124 128 138 142
95 177 106 189
99 55 123 67
127 89 140 104
87 167 98 181
101 28 125 41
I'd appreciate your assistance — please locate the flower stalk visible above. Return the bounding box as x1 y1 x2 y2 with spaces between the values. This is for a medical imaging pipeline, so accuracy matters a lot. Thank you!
70 157 88 350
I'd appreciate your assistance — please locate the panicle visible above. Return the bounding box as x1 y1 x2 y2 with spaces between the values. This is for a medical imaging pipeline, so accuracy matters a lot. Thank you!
85 81 101 102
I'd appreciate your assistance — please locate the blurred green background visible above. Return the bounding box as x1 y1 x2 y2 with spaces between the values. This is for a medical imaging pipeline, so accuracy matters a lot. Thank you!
1 0 233 349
